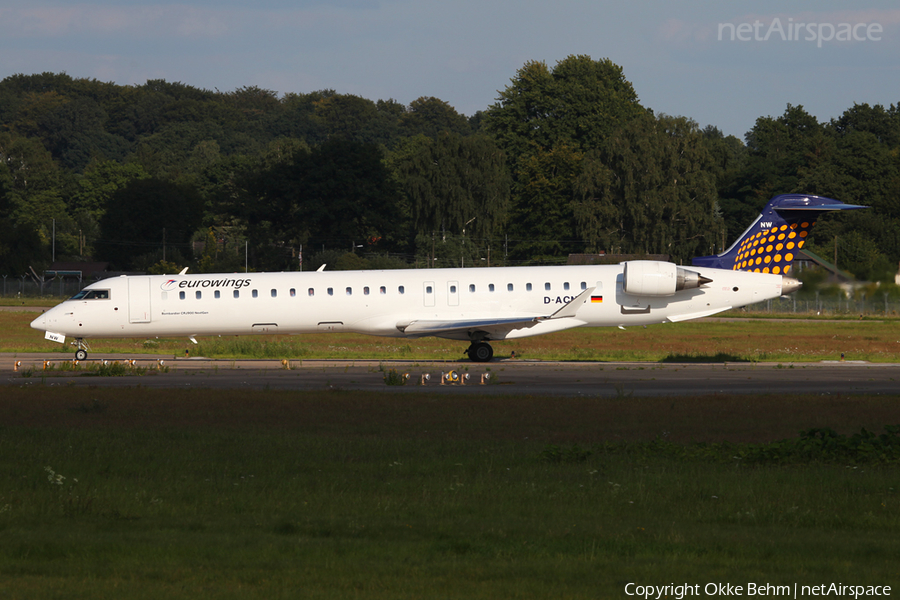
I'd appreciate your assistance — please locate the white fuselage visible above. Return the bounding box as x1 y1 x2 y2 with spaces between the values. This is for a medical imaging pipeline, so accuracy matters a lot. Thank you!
31 263 788 344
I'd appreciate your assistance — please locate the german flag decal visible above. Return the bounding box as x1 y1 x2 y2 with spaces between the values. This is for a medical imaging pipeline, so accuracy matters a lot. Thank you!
591 295 603 303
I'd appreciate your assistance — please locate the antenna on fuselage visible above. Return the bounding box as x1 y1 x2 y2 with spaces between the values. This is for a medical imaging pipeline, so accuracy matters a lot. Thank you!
179 267 189 275
317 264 326 272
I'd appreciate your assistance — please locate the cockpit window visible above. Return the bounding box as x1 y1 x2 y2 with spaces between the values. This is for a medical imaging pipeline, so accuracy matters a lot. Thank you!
70 289 110 300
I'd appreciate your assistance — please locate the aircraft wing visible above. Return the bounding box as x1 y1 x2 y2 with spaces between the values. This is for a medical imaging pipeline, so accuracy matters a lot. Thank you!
398 287 595 339
400 316 543 338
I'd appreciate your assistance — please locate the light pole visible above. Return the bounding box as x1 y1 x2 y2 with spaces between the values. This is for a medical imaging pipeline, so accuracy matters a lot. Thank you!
462 217 476 268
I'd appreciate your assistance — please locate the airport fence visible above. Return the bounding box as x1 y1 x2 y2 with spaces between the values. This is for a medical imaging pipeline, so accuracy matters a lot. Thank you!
738 295 900 318
1 277 90 299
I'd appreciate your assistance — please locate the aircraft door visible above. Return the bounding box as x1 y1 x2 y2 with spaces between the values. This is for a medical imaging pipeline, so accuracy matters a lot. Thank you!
424 281 435 307
447 281 459 306
128 277 152 323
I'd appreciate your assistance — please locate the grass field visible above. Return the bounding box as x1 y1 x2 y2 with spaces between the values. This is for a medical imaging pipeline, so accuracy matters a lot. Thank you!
5 308 900 362
1 387 899 598
4 306 900 597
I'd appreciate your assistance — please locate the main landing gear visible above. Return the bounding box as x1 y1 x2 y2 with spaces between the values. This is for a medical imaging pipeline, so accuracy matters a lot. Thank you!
466 341 494 363
73 338 90 361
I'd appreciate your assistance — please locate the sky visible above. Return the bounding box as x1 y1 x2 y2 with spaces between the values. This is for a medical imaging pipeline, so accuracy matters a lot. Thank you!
1 0 898 139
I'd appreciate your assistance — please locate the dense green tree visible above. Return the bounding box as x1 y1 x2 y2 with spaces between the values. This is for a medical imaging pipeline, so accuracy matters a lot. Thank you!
484 56 650 260
2 69 900 280
393 133 510 242
743 104 824 200
400 97 471 138
97 178 203 270
574 114 723 263
0 132 73 260
37 96 130 170
71 160 151 220
831 103 900 147
313 94 399 146
233 139 400 270
508 145 583 261
484 55 647 172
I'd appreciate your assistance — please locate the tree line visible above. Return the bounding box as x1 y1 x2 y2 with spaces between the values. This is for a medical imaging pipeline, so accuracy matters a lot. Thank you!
1 57 898 283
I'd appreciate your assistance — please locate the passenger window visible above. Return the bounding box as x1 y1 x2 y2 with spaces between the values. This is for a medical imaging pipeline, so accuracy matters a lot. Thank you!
526 283 532 292
309 288 315 296
328 288 334 296
252 289 259 298
507 283 514 292
290 288 296 297
364 286 370 295
544 282 551 291
215 290 220 299
179 291 185 300
234 290 240 299
271 289 277 298
426 285 433 294
581 281 587 290
346 287 352 295
380 286 386 294
564 282 570 291
450 285 457 293
399 286 405 294
489 284 495 292
469 284 475 293
195 291 202 300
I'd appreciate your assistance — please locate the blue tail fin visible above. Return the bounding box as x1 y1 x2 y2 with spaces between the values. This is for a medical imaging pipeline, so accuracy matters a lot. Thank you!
692 194 867 274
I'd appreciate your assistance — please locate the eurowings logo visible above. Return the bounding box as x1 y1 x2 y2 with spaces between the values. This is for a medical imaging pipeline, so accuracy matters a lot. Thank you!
160 277 252 291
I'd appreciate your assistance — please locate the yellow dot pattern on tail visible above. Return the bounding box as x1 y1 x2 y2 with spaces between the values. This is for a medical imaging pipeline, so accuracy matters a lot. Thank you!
732 221 812 274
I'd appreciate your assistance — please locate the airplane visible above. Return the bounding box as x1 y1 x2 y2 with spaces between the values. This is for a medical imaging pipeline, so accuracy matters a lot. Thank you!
30 194 863 363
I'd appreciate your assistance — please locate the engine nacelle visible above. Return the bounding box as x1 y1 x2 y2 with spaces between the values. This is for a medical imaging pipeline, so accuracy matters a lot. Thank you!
622 261 712 297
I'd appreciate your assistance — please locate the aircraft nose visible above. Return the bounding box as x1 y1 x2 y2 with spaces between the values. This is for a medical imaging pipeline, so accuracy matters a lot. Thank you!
30 311 47 330
781 276 802 295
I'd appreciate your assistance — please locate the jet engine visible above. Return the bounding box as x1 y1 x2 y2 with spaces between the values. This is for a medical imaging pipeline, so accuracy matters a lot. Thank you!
622 261 712 297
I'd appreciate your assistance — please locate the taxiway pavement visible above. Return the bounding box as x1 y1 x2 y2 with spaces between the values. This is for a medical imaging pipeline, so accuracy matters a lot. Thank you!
3 353 899 397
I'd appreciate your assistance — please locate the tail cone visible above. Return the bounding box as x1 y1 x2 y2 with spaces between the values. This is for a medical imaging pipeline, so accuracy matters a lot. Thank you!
781 276 802 295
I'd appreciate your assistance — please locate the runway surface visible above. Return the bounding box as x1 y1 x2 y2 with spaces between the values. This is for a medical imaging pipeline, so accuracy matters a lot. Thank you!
4 353 900 396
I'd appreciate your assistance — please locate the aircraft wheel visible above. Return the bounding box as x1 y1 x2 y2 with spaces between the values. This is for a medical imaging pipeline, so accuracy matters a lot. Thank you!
467 342 493 363
75 349 88 361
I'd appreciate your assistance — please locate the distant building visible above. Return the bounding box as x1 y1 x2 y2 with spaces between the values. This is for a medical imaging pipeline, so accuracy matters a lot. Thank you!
793 249 856 283
44 262 110 282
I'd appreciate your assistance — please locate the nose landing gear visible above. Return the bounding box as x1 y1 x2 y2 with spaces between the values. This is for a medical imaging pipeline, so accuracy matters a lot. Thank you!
466 341 494 363
73 338 90 361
